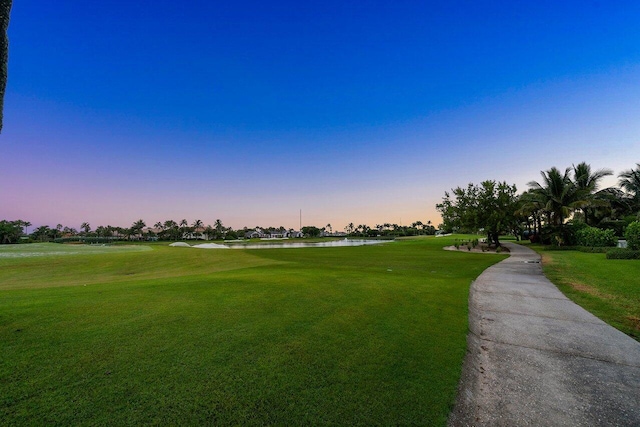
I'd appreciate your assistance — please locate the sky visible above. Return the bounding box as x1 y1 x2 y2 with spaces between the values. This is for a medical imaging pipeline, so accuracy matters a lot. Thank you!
2 1 640 231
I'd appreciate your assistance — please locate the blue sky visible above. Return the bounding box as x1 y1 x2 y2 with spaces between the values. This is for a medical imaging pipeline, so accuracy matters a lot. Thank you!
2 1 640 230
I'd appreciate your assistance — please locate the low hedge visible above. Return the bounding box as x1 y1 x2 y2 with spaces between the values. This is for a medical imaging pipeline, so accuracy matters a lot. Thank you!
606 248 640 260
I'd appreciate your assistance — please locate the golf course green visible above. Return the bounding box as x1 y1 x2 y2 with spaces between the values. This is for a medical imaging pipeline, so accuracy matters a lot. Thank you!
1 237 505 425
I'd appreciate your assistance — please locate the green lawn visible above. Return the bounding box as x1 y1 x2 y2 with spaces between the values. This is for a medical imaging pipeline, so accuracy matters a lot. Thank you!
534 248 640 341
1 237 505 425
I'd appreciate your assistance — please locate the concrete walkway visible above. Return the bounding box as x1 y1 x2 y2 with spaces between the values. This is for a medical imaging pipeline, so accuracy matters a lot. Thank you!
449 243 640 426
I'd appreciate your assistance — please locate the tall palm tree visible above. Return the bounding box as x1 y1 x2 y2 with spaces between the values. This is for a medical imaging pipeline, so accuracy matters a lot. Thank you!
573 162 612 194
527 167 583 227
572 162 613 225
618 163 640 208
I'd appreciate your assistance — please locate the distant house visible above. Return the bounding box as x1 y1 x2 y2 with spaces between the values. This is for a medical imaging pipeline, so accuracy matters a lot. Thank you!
323 231 346 237
184 227 208 240
244 228 263 239
244 228 303 239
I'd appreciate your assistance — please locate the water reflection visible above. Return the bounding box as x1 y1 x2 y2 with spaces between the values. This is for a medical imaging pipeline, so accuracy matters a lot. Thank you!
227 239 392 249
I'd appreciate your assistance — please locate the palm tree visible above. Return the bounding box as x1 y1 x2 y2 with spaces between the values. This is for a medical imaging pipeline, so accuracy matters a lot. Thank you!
81 222 91 235
179 219 188 239
204 225 214 240
412 221 423 235
517 189 546 236
345 223 355 235
528 167 583 227
572 162 613 225
326 223 332 234
162 220 177 240
131 219 146 240
618 163 640 209
214 219 224 239
192 219 203 239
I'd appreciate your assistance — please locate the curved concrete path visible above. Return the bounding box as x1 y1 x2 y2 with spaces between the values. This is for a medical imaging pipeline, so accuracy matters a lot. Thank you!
449 243 640 426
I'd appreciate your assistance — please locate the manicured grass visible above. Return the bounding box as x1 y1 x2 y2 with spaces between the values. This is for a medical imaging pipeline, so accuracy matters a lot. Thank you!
1 237 505 425
532 247 640 341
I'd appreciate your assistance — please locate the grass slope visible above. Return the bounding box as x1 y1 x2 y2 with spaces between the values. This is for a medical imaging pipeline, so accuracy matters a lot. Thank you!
537 249 640 341
1 237 504 425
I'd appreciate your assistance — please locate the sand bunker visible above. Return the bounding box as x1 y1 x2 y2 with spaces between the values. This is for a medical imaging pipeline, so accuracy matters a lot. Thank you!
192 243 229 249
169 242 191 247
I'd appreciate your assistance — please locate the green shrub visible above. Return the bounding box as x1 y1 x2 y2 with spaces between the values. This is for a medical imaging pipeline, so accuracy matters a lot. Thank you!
541 222 586 246
624 221 640 250
576 226 617 247
606 248 640 260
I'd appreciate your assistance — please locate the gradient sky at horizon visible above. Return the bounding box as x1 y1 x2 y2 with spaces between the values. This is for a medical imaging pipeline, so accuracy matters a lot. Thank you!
2 1 640 231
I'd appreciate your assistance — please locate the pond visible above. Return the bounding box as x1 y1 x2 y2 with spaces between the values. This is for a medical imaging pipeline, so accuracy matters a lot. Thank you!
224 239 392 249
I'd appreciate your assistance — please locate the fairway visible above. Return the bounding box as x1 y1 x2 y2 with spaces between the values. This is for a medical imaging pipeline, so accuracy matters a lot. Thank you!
1 237 505 425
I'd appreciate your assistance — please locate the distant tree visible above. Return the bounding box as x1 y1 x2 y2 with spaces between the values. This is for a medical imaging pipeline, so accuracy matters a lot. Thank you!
302 226 322 237
0 219 22 243
345 223 355 235
179 219 188 238
131 219 146 239
437 180 519 246
21 220 31 236
325 223 332 234
163 220 178 240
31 225 52 242
411 221 423 235
95 225 106 238
192 219 203 239
81 222 91 235
63 226 77 236
214 219 224 239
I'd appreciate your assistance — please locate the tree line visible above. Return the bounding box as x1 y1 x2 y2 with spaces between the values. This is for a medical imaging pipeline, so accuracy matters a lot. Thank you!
437 162 640 246
0 217 438 244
